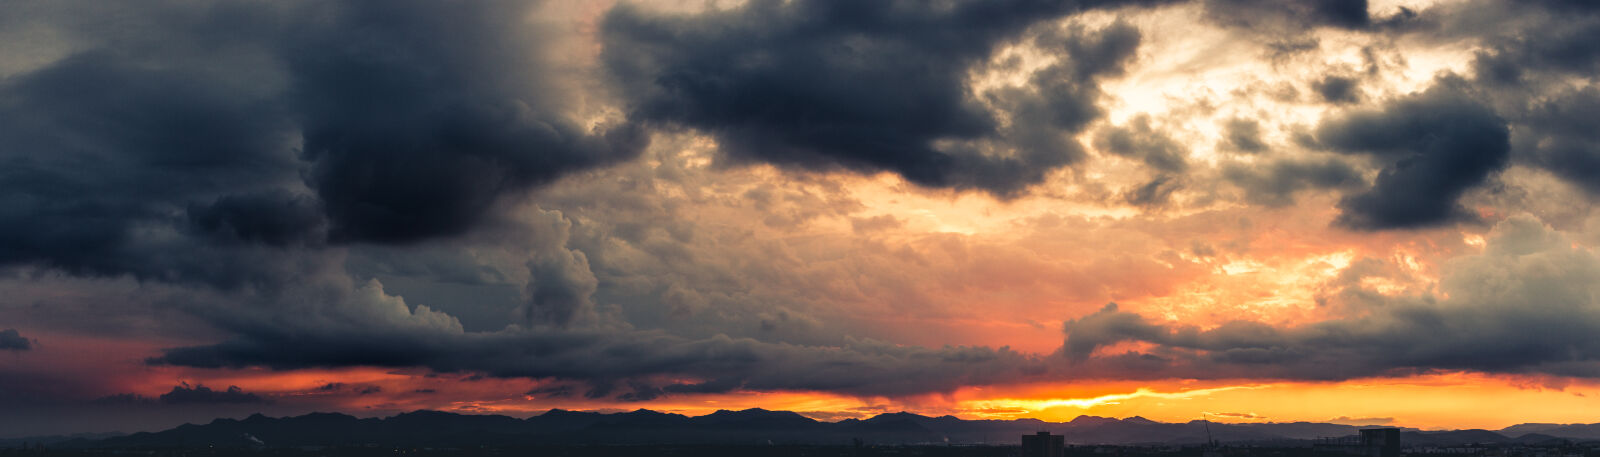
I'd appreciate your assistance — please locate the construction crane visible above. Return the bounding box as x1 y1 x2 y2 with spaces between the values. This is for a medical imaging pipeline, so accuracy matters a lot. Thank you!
1202 413 1221 457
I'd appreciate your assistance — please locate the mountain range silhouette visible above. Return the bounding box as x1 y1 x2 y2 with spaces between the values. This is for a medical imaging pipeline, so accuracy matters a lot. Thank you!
18 409 1600 448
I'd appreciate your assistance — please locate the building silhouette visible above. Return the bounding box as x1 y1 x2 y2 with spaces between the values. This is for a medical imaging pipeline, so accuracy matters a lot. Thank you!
1315 428 1401 457
1022 431 1065 457
1360 428 1401 457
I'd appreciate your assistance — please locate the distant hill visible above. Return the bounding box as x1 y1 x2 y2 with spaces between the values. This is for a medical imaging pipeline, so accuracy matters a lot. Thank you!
1499 423 1600 440
79 409 1600 448
1401 429 1512 446
0 432 124 448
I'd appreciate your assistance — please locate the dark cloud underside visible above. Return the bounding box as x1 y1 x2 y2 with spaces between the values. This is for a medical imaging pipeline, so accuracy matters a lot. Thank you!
1524 87 1600 194
158 384 269 405
151 212 1600 389
6 0 1600 415
1059 216 1600 380
0 0 644 290
288 1 645 243
0 329 29 351
1222 156 1364 207
602 0 1157 196
149 328 1045 397
1204 0 1372 30
1317 78 1510 230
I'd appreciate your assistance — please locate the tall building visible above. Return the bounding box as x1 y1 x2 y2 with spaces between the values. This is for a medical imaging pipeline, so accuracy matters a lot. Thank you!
1022 431 1065 457
1360 428 1401 457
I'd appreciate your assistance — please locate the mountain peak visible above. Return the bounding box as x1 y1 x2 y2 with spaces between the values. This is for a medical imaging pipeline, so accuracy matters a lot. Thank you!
1069 415 1118 425
294 412 359 422
867 411 930 422
693 408 817 427
536 408 602 419
394 409 460 418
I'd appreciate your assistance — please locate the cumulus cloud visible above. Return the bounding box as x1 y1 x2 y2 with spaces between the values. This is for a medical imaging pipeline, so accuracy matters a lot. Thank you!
521 235 601 328
158 384 269 405
0 1 658 406
1219 118 1268 154
8 0 1600 421
0 0 643 291
1060 215 1600 380
602 0 1155 197
1312 75 1362 105
1221 156 1364 207
1095 115 1189 174
1316 77 1510 230
1469 1 1600 85
155 210 1600 392
1519 87 1600 196
0 2 1182 405
291 1 645 243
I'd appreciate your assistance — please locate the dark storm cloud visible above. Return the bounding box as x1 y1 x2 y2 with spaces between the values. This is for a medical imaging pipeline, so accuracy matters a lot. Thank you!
1522 87 1600 194
158 384 269 405
1219 118 1268 153
525 384 576 399
288 1 645 243
188 191 326 247
969 19 1146 192
0 50 301 283
1094 115 1189 173
1315 78 1510 230
1059 216 1600 380
90 393 157 406
0 0 643 288
1313 76 1362 104
616 382 665 402
0 329 30 351
149 325 1045 398
1204 0 1372 30
1222 156 1364 207
21 0 1600 410
1469 2 1600 85
1440 1 1600 203
522 251 600 328
1514 0 1600 12
602 0 1158 196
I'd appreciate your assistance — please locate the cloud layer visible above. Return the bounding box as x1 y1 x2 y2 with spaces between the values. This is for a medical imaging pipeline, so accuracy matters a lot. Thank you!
1062 215 1600 380
5 0 1600 432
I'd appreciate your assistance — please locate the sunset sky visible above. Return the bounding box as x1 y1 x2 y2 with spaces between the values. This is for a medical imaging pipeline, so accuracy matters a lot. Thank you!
6 0 1600 438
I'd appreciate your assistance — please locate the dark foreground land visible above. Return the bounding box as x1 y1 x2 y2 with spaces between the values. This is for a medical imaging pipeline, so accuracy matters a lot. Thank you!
8 444 1600 457
0 444 1259 457
9 409 1600 457
14 444 1026 457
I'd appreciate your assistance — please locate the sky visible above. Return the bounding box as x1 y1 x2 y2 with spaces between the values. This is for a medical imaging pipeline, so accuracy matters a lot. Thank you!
4 0 1600 437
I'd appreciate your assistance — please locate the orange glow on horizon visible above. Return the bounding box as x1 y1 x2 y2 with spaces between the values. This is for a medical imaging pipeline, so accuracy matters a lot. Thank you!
107 362 1600 431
